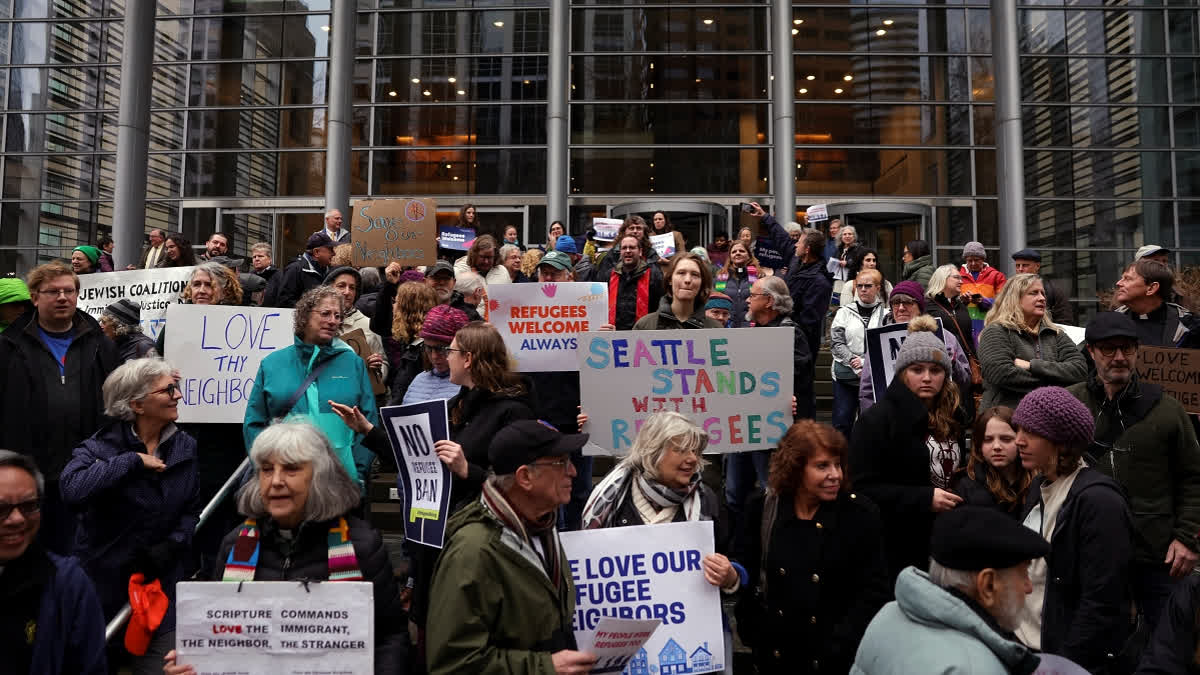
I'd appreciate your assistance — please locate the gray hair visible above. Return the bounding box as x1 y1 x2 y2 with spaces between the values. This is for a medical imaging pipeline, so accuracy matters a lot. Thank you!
99 312 141 339
926 264 960 299
250 241 271 255
0 449 45 499
760 275 793 315
840 225 857 240
784 222 804 235
102 357 177 421
358 266 381 293
189 262 238 300
618 411 709 481
325 209 342 219
928 559 979 593
455 271 485 296
292 286 344 337
237 420 362 523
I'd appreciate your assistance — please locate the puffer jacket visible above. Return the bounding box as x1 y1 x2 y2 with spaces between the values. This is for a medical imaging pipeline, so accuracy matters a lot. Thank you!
978 323 1087 409
213 515 408 674
1068 375 1200 564
830 300 886 382
426 497 576 675
851 567 1040 675
901 255 934 289
59 422 200 632
714 265 755 328
402 368 462 406
632 296 724 330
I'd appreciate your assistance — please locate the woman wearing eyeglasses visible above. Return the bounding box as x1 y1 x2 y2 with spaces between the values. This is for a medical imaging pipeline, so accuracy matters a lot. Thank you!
60 357 199 671
829 269 886 440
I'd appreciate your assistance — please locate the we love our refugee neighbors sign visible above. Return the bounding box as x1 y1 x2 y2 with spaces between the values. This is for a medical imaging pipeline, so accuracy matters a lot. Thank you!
577 328 793 454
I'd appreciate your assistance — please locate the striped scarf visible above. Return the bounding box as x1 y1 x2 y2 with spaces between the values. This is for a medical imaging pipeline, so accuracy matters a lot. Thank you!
714 265 757 293
221 517 363 582
481 477 564 592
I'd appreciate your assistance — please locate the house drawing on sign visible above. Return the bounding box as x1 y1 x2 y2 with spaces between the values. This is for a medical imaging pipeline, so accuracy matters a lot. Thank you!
624 647 649 675
658 638 690 674
690 643 713 670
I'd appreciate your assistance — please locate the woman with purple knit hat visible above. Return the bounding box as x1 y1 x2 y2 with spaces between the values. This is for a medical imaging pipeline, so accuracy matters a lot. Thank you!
1013 386 1134 673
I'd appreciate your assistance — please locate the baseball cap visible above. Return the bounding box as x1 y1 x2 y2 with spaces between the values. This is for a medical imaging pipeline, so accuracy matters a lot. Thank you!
538 251 573 272
424 260 456 278
1136 244 1170 260
488 420 589 475
306 231 336 251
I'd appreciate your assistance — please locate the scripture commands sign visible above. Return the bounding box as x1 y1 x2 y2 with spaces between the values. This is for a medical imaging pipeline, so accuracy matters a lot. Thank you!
351 198 437 267
488 282 609 372
577 328 793 454
176 581 373 674
77 266 194 338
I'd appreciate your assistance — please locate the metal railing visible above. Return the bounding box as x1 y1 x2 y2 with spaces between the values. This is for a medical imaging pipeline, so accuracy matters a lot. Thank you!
104 457 251 643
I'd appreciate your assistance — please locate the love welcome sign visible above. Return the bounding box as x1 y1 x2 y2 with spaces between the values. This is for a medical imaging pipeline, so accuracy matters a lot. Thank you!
487 282 609 372
165 304 295 423
351 198 437 267
577 328 793 454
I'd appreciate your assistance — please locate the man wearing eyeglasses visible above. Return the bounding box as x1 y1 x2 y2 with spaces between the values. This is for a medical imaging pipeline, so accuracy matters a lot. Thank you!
427 420 597 675
0 450 108 674
1067 311 1200 634
0 262 118 554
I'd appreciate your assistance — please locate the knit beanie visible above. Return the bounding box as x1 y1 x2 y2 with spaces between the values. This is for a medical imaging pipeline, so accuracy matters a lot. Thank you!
1012 386 1095 449
104 298 141 327
705 292 733 312
420 304 469 343
892 329 952 374
963 241 987 259
400 269 426 284
73 245 100 265
889 281 926 312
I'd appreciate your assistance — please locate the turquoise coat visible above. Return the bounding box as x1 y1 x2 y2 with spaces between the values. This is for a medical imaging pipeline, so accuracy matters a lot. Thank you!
244 336 379 483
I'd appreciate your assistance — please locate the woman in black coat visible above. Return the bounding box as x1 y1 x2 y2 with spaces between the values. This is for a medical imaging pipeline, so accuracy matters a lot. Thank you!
736 420 888 675
924 264 977 359
849 318 967 583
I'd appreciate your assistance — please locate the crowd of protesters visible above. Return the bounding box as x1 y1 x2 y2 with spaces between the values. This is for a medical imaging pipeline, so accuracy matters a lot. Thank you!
1 204 1199 675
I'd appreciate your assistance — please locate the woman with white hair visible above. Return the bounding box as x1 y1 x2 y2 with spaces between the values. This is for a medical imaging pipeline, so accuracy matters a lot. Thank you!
163 421 408 674
60 357 199 671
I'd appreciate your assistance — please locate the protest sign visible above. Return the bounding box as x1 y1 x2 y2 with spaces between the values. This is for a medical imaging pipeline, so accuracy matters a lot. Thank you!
866 319 945 401
1059 323 1085 345
77 266 194 339
1137 346 1200 414
578 617 661 675
650 233 676 259
806 203 828 222
351 198 437 267
175 581 373 675
165 304 295 423
340 328 386 395
380 400 453 548
561 521 723 675
437 225 475 252
577 328 793 454
754 238 784 270
488 282 609 372
592 217 622 242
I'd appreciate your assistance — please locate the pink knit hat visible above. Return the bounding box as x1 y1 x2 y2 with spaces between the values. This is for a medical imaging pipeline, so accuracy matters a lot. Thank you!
420 305 469 343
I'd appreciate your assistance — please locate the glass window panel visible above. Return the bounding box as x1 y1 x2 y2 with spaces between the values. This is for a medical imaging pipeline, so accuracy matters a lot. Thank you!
375 104 547 146
973 104 994 144
1066 9 1166 55
573 54 767 101
353 59 372 103
187 108 328 150
975 149 996 195
1020 9 1067 53
1026 150 1173 198
1022 56 1168 104
152 65 188 107
573 148 766 194
1178 152 1200 197
191 15 288 60
378 10 549 56
968 9 991 52
976 199 998 246
6 112 98 152
571 8 766 53
572 103 766 145
3 155 45 199
1179 201 1200 246
373 148 547 195
146 154 184 200
1176 107 1200 147
793 148 972 196
189 61 283 106
376 56 547 102
283 59 328 105
936 205 974 246
1175 58 1200 103
970 56 994 100
797 55 971 102
6 66 99 110
183 151 326 197
792 103 973 146
1169 9 1199 53
356 8 375 56
191 1 332 14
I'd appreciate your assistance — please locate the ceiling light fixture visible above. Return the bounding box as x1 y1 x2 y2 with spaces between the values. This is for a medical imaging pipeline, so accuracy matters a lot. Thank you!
457 89 466 95
448 76 457 83
876 29 886 36
423 90 431 96
791 28 799 35
493 20 504 27
798 87 808 93
883 19 894 25
844 74 853 81
388 90 397 97
834 88 843 94
702 18 713 25
411 77 420 83
806 74 815 81
793 18 802 25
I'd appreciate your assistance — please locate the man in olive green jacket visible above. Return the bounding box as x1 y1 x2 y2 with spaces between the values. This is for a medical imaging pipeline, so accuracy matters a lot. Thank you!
427 421 596 675
1068 312 1200 633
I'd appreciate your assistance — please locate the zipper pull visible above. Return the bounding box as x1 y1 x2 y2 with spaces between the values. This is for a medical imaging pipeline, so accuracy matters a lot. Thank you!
61 375 65 385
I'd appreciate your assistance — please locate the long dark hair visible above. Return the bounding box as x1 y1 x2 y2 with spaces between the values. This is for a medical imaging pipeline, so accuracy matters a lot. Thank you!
852 247 885 287
450 322 526 425
165 234 196 267
906 239 931 259
962 407 1032 512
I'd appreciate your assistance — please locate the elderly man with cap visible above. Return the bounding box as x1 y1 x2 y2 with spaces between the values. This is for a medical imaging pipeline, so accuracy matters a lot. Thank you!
704 291 733 326
858 280 973 412
426 420 597 675
99 299 157 363
1011 248 1073 324
1066 312 1200 633
1137 244 1171 266
851 506 1049 675
960 241 1007 341
264 231 334 308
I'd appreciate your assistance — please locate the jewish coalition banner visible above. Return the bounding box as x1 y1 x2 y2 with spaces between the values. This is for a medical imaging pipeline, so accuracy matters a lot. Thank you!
379 400 453 548
175 581 373 675
165 304 295 423
488 282 609 372
577 328 793 454
77 266 194 339
561 521 724 674
865 319 945 401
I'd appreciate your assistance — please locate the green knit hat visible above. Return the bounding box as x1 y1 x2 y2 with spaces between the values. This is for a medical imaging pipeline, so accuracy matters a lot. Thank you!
73 245 100 264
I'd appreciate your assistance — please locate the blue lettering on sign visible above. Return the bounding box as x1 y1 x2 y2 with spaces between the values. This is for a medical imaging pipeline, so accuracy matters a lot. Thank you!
200 312 282 351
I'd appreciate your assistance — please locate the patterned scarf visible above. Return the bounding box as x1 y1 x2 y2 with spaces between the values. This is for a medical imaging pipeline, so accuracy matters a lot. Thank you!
221 517 363 582
581 464 707 529
481 477 564 591
714 265 757 294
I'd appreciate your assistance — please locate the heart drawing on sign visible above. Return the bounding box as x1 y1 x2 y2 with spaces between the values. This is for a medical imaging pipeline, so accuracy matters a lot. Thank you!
541 283 558 298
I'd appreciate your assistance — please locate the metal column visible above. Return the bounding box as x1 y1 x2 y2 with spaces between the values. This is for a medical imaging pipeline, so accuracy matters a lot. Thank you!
992 0 1026 267
546 0 570 230
771 0 795 223
111 1 156 269
325 0 355 214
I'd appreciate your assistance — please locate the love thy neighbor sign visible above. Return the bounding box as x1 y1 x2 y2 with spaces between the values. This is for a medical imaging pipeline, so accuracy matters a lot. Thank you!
351 198 438 267
577 328 793 454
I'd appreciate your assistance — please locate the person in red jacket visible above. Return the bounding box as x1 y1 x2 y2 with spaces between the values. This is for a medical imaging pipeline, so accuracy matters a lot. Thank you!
959 241 1007 342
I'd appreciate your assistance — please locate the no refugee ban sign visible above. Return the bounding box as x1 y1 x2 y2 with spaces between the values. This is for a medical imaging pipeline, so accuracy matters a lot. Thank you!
165 304 295 423
379 400 453 548
175 581 373 674
577 328 793 454
488 281 608 372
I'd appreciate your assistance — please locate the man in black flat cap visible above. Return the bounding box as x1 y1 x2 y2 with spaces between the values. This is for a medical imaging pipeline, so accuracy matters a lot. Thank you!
1012 248 1073 324
852 507 1050 675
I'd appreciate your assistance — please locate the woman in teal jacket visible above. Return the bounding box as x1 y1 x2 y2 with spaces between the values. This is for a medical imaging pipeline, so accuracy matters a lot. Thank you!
244 286 378 486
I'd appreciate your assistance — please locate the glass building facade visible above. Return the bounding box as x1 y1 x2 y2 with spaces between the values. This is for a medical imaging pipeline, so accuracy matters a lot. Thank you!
0 0 1196 320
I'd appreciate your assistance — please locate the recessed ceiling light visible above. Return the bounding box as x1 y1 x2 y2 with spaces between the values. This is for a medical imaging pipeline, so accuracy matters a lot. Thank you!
702 18 714 25
448 76 457 83
798 88 808 94
806 74 815 81
453 176 460 180
411 77 420 84
695 78 702 83
793 18 802 25
422 90 431 96
791 28 798 35
523 79 531 84
650 162 654 167
883 19 894 25
388 90 397 97
876 29 887 36
456 89 466 95
844 75 853 81
834 88 844 94
493 20 504 27
445 164 452 169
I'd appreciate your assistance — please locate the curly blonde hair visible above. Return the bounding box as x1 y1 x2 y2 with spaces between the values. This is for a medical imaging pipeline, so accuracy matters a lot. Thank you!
331 244 354 267
392 281 438 342
984 273 1058 334
520 248 544 278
